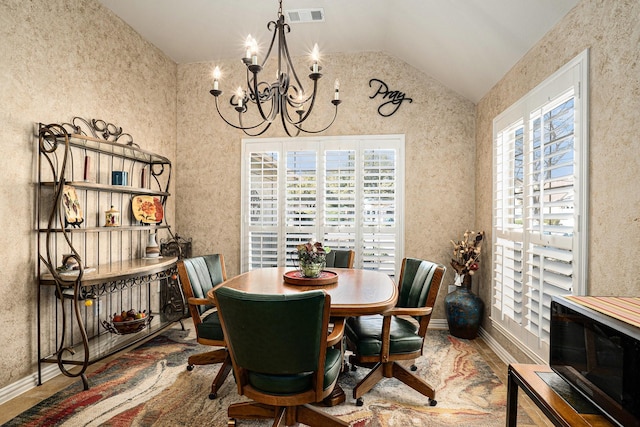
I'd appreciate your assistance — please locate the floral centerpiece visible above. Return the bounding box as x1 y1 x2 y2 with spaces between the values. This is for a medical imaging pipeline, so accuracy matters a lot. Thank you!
296 240 331 278
450 230 485 287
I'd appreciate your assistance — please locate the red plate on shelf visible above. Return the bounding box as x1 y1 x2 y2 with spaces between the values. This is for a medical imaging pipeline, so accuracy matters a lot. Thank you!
283 270 338 286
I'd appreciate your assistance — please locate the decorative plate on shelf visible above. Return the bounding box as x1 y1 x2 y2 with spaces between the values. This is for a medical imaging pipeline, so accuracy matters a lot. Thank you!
283 270 338 286
131 195 164 224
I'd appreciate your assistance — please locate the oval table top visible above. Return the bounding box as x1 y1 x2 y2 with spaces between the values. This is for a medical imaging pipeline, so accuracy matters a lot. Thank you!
209 267 397 317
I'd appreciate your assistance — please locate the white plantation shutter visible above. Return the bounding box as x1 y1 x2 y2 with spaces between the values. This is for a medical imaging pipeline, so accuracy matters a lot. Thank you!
241 135 404 276
492 50 588 361
361 148 398 274
286 150 317 227
246 151 279 269
284 150 319 267
494 237 523 323
323 149 357 254
494 120 524 233
524 93 577 344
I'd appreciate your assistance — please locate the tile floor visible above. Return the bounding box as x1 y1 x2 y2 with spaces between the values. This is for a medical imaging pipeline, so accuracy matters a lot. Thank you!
0 328 553 426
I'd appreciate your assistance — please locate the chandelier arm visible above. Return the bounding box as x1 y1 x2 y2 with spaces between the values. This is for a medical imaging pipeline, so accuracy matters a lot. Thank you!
245 67 274 103
279 101 301 137
278 25 305 94
276 17 286 89
250 83 271 102
286 78 319 125
262 20 279 68
213 96 269 132
245 66 256 98
239 111 273 137
293 103 340 135
251 70 274 122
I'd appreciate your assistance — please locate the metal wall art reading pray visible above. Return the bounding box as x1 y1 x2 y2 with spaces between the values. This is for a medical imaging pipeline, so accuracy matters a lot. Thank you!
369 78 413 117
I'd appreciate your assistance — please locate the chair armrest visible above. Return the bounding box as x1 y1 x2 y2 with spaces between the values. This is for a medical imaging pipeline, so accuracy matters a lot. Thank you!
384 306 433 317
327 317 345 347
188 296 213 306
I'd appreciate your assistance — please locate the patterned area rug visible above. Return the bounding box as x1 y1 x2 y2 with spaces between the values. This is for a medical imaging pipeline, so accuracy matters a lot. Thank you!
5 326 535 426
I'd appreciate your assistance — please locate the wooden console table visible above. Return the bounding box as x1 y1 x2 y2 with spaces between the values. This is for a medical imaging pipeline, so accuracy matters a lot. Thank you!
507 363 614 427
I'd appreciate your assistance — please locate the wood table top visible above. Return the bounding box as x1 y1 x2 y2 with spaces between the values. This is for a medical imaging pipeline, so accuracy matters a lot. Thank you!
209 267 398 317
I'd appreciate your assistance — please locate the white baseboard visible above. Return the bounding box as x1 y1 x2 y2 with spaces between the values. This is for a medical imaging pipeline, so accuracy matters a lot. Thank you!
478 326 518 365
429 318 448 329
0 365 61 406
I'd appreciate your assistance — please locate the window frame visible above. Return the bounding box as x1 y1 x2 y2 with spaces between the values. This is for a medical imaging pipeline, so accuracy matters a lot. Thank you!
240 134 405 277
491 49 589 362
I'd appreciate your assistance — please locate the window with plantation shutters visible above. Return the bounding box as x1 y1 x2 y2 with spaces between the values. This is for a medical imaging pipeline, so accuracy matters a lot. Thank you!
241 135 404 276
492 50 589 361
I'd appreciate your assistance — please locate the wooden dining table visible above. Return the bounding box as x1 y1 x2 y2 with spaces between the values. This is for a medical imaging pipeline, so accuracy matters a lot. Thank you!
207 266 398 406
207 267 398 317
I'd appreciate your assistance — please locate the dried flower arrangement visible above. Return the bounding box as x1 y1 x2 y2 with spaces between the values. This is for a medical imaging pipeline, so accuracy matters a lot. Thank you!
450 230 485 286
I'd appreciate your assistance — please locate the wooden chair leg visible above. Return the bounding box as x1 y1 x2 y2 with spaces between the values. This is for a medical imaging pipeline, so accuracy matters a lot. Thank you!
209 354 233 399
352 362 384 400
187 348 227 367
228 402 278 420
295 404 349 427
273 406 286 427
391 362 436 402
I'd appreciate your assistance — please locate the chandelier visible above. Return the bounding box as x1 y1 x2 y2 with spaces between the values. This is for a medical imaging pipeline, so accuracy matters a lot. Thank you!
209 0 341 137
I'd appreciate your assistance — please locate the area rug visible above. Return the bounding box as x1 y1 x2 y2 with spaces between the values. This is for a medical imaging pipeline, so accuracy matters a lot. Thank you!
4 326 535 426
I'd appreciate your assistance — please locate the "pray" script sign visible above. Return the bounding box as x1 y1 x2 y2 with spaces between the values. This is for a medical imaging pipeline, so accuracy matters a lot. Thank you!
369 78 413 117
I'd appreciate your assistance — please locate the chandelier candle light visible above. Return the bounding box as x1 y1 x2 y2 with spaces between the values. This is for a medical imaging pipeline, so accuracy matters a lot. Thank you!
209 0 341 137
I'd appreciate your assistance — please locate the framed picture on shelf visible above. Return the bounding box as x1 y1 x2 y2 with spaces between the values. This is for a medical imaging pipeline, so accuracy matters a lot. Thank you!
62 185 83 227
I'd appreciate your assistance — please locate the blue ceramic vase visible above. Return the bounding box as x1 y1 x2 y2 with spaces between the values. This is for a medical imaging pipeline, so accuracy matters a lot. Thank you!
444 275 484 339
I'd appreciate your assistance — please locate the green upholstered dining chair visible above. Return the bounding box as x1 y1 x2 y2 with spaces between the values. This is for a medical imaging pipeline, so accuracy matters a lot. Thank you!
345 257 446 406
177 254 232 400
214 287 348 427
325 249 355 269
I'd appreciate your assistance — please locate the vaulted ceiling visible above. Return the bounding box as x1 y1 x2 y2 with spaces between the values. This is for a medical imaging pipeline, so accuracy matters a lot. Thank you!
98 0 579 103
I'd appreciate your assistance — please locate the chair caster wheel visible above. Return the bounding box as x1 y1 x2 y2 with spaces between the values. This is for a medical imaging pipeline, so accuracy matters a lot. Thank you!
227 419 236 426
356 398 364 406
187 364 194 371
429 399 437 406
410 364 417 371
209 392 217 400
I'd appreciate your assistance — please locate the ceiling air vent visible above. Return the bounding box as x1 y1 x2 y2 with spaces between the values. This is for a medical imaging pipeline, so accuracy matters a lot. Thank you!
285 8 325 23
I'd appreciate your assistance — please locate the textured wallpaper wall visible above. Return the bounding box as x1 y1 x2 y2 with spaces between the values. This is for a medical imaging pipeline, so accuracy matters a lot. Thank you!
0 0 177 389
176 50 476 311
475 0 640 361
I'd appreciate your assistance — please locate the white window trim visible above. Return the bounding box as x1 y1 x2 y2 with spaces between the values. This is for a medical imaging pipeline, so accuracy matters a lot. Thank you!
491 49 589 361
240 134 405 277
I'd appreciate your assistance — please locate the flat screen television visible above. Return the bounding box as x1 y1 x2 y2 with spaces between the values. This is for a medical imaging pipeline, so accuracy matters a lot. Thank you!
550 296 640 427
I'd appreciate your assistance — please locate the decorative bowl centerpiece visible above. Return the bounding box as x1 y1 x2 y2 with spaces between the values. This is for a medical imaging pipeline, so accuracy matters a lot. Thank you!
102 309 152 335
283 240 338 286
296 240 330 278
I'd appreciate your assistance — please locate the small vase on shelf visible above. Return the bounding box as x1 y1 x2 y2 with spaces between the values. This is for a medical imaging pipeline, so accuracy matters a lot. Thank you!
444 273 484 339
145 232 160 258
